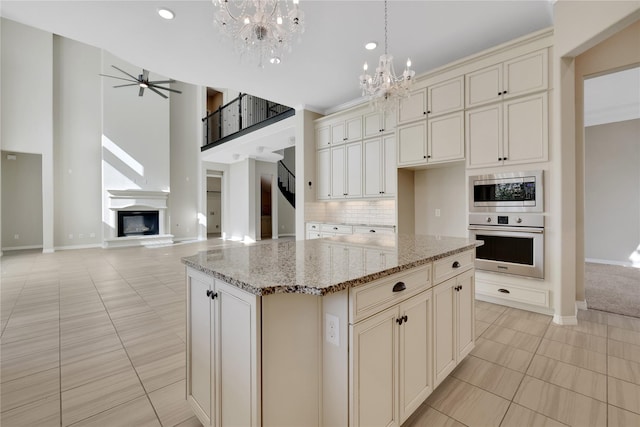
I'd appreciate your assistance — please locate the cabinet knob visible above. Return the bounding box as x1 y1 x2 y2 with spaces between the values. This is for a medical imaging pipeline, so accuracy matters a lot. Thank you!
503 90 508 94
392 281 406 292
498 91 503 95
503 157 508 161
206 290 212 297
423 111 427 115
423 155 427 159
396 317 404 325
369 229 376 233
333 227 338 230
452 261 460 269
498 157 503 161
498 288 510 294
403 315 408 323
427 111 431 114
427 155 431 159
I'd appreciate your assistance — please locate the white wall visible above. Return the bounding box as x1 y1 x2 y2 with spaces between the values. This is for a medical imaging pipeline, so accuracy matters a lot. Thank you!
101 51 171 238
170 81 201 241
295 109 322 240
1 18 54 252
53 36 102 248
227 159 251 240
584 119 640 264
414 164 467 237
1 151 43 249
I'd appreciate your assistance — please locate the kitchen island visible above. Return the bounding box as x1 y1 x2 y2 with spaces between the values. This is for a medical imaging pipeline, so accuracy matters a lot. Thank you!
183 234 479 427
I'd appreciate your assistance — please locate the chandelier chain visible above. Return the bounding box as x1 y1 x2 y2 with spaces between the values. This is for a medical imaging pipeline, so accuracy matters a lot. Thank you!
384 0 388 57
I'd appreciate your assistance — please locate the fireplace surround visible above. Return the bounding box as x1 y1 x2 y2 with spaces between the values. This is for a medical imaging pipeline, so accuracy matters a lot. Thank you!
105 190 173 248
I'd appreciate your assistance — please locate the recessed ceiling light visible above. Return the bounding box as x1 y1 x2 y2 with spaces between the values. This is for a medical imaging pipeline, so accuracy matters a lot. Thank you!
365 42 377 50
157 8 175 20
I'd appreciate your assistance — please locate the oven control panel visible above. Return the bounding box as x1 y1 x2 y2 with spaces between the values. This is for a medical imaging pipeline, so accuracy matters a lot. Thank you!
470 213 544 228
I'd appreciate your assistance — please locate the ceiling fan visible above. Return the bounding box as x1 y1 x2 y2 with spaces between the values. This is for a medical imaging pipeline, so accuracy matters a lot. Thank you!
99 65 181 99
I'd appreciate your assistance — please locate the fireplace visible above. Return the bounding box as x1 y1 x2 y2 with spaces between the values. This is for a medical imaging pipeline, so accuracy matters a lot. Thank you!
117 210 159 237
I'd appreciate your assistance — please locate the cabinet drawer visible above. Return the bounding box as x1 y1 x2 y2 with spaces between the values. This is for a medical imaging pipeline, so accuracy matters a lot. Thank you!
353 226 395 235
306 223 320 232
307 232 321 240
476 281 548 307
350 265 431 324
433 250 474 284
320 224 353 234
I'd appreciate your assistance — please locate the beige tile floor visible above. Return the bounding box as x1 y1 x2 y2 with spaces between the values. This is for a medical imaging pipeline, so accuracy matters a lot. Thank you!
2 239 640 427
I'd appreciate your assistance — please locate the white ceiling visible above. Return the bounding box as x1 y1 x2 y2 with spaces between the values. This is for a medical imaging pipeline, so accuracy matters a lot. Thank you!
0 0 555 114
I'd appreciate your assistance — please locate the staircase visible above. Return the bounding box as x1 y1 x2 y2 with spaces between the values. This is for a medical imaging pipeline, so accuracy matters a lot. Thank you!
277 160 295 208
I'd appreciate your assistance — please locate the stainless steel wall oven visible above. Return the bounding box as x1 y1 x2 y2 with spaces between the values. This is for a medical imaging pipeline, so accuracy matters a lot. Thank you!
468 213 544 279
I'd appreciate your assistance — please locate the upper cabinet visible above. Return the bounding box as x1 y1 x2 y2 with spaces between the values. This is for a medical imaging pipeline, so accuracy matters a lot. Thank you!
398 88 428 125
465 49 548 109
363 110 396 138
427 76 464 117
315 124 331 149
331 116 363 145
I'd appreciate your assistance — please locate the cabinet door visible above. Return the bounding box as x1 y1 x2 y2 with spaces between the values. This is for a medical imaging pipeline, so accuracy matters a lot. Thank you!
465 64 502 108
350 306 400 427
315 124 331 149
398 291 433 423
331 146 346 198
364 111 384 138
346 116 363 142
383 111 397 133
382 135 396 197
398 87 427 124
186 270 214 426
428 111 464 164
466 104 502 169
216 280 260 427
504 49 548 99
345 142 362 198
331 121 346 145
397 121 427 166
503 92 548 165
455 270 475 361
428 76 464 117
433 278 456 388
363 138 382 197
316 148 331 200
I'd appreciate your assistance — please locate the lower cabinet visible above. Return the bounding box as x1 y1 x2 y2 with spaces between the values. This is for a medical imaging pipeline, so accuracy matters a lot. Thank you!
433 268 475 387
186 268 261 427
350 289 433 427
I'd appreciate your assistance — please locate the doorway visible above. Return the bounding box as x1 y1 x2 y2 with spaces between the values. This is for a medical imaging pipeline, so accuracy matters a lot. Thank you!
583 66 640 317
207 175 222 238
260 174 272 239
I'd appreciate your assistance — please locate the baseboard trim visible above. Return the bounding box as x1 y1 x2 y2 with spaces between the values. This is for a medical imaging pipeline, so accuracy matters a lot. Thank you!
553 312 578 325
586 258 633 267
2 245 44 252
54 243 103 251
575 300 588 310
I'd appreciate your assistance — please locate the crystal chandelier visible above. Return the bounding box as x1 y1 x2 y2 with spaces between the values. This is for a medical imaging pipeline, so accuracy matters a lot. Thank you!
212 0 305 67
359 0 415 111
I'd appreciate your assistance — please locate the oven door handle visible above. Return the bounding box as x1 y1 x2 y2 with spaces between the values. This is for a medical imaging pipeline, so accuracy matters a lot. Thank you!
468 225 544 234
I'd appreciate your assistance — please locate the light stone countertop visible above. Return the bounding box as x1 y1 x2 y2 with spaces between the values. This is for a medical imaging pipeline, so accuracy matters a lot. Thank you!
182 234 480 296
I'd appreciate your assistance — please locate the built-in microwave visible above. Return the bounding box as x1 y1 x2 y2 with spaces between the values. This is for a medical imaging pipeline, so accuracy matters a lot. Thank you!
469 170 543 213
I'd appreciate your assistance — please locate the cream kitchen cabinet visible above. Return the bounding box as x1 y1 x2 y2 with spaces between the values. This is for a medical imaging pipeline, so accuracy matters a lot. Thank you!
186 268 261 427
331 116 362 145
363 110 397 138
397 111 464 167
466 92 548 168
349 266 433 427
316 148 331 200
433 268 475 387
427 76 464 117
465 49 548 109
363 135 396 198
315 124 331 149
331 142 362 199
398 87 428 125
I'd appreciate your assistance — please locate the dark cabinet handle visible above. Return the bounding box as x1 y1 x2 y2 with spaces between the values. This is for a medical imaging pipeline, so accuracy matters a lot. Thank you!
427 110 431 114
370 230 376 233
498 91 502 95
392 282 406 292
403 315 408 323
452 261 460 269
333 227 338 230
206 290 212 297
206 290 218 299
427 155 431 159
498 157 503 161
423 111 427 115
498 288 510 294
396 317 404 325
503 90 508 94
423 155 427 159
503 157 508 161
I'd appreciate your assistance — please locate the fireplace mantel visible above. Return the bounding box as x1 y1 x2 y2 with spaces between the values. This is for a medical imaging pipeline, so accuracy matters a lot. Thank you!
104 190 173 248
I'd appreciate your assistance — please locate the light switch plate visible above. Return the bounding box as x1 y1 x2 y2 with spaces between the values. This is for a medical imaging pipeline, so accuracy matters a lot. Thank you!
325 314 339 346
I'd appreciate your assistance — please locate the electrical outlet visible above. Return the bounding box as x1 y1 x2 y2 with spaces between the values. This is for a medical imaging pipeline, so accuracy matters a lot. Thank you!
435 208 441 217
325 314 339 346
89 232 96 238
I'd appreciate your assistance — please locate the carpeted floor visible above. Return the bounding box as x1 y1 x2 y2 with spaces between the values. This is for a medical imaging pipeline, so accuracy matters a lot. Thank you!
585 262 640 318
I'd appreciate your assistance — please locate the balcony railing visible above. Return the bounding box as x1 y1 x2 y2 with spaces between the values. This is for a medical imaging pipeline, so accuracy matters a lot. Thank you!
202 93 295 150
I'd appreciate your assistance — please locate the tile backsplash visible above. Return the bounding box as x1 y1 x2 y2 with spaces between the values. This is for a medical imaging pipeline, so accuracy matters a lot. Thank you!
305 200 396 226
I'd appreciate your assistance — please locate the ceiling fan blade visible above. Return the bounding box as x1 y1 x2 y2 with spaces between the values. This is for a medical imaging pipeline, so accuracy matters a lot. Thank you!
149 84 182 94
147 80 175 85
99 74 138 83
142 69 149 81
111 65 140 81
148 86 168 99
113 83 140 88
139 86 145 97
